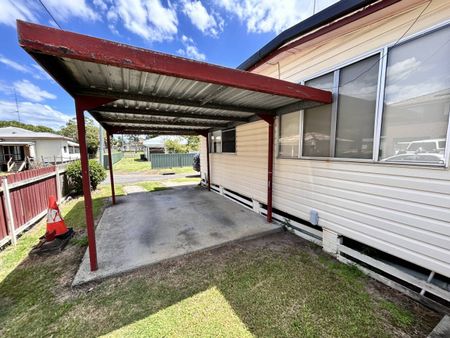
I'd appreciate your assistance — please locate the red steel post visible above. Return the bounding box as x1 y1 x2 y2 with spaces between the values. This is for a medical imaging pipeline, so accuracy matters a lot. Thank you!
75 102 98 271
106 131 116 205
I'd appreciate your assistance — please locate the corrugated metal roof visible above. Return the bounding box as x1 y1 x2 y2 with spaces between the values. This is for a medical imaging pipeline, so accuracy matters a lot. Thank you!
18 21 332 136
0 127 71 140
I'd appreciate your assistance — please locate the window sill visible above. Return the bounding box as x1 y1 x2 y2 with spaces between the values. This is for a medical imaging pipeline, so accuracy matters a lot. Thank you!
276 156 448 169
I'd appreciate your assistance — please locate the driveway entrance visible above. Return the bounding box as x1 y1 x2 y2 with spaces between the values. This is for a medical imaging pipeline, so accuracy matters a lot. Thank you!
73 186 279 285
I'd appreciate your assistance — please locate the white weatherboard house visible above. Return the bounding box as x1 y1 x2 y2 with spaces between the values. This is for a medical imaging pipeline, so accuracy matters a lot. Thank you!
0 127 80 171
200 0 450 305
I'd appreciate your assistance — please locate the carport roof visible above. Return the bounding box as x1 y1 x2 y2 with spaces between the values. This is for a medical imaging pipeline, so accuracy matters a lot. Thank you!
17 20 332 135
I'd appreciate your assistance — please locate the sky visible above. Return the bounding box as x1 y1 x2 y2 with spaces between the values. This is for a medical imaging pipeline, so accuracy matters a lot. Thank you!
0 0 338 130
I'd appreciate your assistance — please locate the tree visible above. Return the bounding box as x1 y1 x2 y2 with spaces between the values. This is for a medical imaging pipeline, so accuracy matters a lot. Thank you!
186 136 200 152
0 120 55 133
165 137 188 153
59 118 99 156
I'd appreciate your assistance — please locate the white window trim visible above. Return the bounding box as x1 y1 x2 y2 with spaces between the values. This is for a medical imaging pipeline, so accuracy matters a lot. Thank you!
276 22 450 168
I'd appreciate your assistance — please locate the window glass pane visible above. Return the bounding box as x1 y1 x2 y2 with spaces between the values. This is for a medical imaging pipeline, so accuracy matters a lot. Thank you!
303 73 334 157
380 26 450 164
222 129 236 153
336 55 379 159
211 131 222 153
279 112 299 157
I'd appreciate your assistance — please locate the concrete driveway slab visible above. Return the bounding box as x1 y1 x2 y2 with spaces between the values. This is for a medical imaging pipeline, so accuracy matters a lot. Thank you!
73 186 279 285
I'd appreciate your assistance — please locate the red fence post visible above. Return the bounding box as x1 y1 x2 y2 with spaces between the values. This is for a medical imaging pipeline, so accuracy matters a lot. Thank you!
106 131 116 205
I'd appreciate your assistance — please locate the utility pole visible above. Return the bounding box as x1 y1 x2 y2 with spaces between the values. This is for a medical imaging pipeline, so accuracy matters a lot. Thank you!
13 88 20 122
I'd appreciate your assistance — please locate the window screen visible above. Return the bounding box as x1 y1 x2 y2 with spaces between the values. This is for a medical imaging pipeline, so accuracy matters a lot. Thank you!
222 128 236 153
279 111 300 157
335 55 379 159
303 73 334 157
380 26 450 163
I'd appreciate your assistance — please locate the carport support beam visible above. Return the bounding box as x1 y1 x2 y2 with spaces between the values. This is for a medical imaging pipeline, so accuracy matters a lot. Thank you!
259 114 275 223
74 95 115 272
106 131 116 205
206 134 211 191
75 102 98 271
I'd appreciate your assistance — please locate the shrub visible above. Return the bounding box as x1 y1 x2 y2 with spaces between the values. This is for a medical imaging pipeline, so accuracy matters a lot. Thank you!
66 160 107 195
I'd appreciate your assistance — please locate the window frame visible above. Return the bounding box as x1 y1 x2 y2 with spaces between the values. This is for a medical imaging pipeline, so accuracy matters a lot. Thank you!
208 127 236 154
277 21 450 168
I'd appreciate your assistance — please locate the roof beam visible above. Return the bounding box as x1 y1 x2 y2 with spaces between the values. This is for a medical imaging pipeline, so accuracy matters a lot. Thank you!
18 21 332 104
110 128 201 135
79 89 269 116
91 106 250 122
98 118 227 128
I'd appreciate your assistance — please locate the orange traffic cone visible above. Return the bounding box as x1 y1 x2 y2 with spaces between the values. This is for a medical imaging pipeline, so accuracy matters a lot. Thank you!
45 196 69 241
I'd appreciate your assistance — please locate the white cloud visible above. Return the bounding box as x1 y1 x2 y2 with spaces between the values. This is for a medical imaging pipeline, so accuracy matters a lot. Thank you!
36 0 100 22
0 100 70 129
14 80 56 102
0 55 30 73
0 0 39 27
182 0 223 37
215 0 338 34
107 0 178 42
177 45 206 61
177 35 206 61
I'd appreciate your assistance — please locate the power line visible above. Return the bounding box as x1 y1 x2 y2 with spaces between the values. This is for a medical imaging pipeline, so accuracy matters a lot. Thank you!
37 0 62 29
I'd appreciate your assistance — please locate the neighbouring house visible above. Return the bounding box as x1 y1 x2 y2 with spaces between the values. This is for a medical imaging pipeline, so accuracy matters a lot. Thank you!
143 136 166 158
198 0 450 302
0 127 80 171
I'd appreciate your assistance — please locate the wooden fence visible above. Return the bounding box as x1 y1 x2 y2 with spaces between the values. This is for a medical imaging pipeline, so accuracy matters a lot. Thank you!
0 165 68 247
149 153 196 169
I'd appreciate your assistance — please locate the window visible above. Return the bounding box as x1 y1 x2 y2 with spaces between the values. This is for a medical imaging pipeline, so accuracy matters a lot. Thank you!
210 128 236 153
63 146 67 153
380 25 450 163
222 129 236 153
335 55 379 159
303 73 334 157
279 111 299 157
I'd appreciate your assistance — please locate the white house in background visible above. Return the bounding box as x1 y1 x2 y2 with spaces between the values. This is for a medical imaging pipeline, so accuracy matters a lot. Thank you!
143 136 188 159
0 127 80 171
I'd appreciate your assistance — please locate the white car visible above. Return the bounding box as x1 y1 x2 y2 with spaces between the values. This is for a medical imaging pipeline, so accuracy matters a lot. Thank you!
382 153 445 164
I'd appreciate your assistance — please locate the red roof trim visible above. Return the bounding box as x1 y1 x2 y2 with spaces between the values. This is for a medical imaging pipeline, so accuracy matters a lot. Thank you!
17 20 331 105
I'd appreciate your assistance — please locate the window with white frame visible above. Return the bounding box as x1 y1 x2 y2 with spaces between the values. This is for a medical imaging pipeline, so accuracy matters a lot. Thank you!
279 111 300 157
303 72 334 157
379 25 450 164
209 128 236 153
278 24 450 166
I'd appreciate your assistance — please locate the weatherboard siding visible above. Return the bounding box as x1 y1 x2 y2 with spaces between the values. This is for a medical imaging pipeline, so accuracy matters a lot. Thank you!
256 0 450 82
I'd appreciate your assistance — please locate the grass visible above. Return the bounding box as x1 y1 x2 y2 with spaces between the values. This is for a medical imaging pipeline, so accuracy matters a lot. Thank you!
113 153 196 175
113 157 152 174
135 181 169 192
0 188 439 337
167 177 201 184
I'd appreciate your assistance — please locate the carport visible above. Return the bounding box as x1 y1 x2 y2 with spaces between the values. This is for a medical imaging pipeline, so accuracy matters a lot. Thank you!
17 21 331 274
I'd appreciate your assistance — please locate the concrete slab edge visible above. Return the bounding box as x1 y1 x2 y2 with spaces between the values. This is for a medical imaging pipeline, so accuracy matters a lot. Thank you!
72 226 282 287
428 315 450 338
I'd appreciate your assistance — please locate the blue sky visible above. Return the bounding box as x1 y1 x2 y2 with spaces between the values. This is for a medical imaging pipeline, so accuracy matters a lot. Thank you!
0 0 337 130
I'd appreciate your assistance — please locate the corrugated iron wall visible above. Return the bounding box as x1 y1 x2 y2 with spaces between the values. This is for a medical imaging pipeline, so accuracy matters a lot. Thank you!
149 153 195 169
103 152 124 169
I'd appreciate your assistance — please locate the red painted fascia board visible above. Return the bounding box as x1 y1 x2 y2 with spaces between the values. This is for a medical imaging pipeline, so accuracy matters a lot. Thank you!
17 20 331 105
247 0 401 71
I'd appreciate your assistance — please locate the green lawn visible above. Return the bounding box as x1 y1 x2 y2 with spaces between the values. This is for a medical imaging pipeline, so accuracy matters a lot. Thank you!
0 186 440 337
113 154 196 175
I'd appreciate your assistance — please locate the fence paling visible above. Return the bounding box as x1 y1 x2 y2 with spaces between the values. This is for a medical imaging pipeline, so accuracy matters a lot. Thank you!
149 153 196 169
103 152 124 169
0 166 66 246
